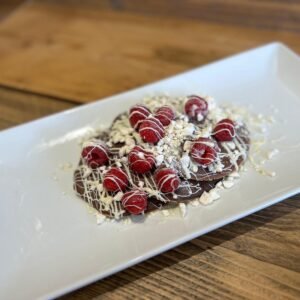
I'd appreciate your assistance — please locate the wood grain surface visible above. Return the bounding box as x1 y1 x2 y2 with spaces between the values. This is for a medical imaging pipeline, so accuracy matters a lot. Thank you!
0 1 299 102
0 1 299 299
0 0 24 20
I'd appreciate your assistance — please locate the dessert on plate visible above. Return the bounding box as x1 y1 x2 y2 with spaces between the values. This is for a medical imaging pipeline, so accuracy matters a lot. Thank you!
74 95 250 220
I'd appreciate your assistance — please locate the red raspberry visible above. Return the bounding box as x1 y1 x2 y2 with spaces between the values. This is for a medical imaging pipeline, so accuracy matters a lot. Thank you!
128 146 155 174
184 95 208 121
154 106 175 126
154 168 180 193
103 167 129 192
213 119 236 142
190 137 217 166
81 140 110 168
121 189 148 215
129 104 151 130
139 116 165 144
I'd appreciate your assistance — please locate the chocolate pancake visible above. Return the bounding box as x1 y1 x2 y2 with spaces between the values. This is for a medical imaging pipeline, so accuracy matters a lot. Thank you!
73 97 251 220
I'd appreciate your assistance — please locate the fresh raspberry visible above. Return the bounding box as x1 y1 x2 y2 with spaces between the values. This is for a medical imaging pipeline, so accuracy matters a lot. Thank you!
213 119 236 142
154 106 175 126
81 140 110 168
121 189 148 215
139 116 165 144
184 95 208 121
103 167 129 192
128 146 156 174
190 137 217 166
129 104 151 130
154 168 180 193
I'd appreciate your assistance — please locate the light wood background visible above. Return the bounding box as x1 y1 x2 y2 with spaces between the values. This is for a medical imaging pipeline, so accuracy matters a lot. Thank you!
0 1 299 299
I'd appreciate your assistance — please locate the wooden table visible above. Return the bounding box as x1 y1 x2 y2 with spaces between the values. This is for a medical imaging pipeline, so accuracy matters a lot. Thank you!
0 1 299 299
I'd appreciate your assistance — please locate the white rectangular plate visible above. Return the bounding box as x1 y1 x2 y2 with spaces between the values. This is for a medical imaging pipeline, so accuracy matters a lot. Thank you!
1 43 299 300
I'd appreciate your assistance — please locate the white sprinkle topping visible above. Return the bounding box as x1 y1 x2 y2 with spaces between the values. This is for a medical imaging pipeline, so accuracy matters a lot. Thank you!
183 123 195 136
114 191 124 201
162 210 170 217
123 218 132 225
226 141 236 150
96 213 106 225
199 192 213 205
198 189 220 205
137 151 145 159
191 199 200 206
216 181 224 189
266 149 279 160
156 154 164 166
197 113 204 122
209 189 221 201
179 203 187 217
222 178 235 189
138 181 145 187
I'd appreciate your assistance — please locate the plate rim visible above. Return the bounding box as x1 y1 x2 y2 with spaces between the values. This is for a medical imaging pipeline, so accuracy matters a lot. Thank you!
1 41 300 299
